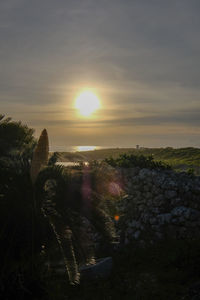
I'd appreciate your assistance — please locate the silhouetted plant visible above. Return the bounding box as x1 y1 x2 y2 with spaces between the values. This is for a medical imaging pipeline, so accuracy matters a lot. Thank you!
30 129 49 184
0 114 36 157
48 151 60 166
36 164 116 271
0 119 116 297
105 153 171 170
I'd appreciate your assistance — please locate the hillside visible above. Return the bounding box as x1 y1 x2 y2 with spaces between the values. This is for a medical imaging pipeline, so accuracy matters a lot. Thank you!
58 147 200 173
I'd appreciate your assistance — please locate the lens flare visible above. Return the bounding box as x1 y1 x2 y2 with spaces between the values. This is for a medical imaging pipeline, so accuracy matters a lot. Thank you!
114 215 120 221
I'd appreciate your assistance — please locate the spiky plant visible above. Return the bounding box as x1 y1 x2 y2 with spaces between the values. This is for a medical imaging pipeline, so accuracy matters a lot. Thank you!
48 151 60 166
35 163 116 283
30 129 49 184
30 129 80 284
0 121 116 296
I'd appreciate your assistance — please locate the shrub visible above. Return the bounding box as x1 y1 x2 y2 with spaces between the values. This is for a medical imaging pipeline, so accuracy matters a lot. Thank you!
104 153 171 170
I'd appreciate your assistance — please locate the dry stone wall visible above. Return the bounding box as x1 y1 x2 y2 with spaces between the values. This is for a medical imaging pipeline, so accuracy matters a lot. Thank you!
117 168 200 244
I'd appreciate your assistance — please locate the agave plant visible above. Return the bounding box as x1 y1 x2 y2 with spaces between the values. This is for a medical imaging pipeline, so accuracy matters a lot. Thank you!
29 129 81 284
33 130 117 282
30 128 49 184
34 165 116 285
0 122 116 297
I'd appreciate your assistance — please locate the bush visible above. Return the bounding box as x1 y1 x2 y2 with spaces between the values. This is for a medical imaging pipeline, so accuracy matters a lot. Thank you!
104 153 171 170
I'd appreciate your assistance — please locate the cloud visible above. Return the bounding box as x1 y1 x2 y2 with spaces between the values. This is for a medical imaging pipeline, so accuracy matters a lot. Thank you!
26 107 200 129
1 0 200 146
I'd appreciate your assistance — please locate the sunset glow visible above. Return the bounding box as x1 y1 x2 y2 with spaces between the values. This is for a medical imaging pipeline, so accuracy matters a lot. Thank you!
75 90 100 117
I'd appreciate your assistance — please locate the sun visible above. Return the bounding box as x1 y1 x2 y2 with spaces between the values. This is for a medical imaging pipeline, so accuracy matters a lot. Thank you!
75 90 101 117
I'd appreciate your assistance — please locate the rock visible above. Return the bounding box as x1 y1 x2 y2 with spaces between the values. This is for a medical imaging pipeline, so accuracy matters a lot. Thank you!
117 166 200 245
170 197 181 205
139 168 152 179
171 206 189 217
154 194 165 204
130 167 140 176
165 190 177 199
171 206 200 220
129 220 141 229
134 230 141 239
149 217 157 225
143 185 150 192
144 192 152 200
151 207 160 214
80 257 113 280
157 213 172 225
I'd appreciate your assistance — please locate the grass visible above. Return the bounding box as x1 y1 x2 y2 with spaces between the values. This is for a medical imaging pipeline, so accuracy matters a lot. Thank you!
58 147 200 173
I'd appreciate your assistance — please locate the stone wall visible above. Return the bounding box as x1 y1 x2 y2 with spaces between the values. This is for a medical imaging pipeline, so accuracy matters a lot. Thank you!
117 168 200 244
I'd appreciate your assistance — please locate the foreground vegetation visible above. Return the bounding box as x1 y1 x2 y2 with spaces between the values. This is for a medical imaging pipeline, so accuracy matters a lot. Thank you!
66 240 200 300
1 115 200 299
59 147 200 173
0 115 115 298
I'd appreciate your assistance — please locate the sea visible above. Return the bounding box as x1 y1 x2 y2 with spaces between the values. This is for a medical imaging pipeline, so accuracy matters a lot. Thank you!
54 145 107 167
51 145 112 152
53 145 131 167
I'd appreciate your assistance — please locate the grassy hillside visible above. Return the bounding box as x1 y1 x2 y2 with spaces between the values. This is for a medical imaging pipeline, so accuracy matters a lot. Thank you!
58 147 200 172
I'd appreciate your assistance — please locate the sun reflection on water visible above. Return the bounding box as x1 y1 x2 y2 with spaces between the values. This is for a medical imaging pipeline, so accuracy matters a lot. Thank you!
75 146 99 152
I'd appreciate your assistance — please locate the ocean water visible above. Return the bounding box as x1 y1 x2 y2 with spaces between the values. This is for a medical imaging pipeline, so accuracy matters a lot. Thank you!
51 145 110 152
53 146 112 166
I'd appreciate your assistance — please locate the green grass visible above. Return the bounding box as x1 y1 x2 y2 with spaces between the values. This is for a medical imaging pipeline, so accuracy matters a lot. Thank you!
58 147 200 173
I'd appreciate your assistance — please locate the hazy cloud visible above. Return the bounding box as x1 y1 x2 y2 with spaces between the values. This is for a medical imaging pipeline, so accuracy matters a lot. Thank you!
1 0 200 147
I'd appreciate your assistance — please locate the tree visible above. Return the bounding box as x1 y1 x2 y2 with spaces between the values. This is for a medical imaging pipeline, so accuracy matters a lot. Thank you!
0 114 36 157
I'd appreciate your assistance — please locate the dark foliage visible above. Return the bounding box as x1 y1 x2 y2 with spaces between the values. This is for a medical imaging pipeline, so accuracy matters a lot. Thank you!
0 114 36 157
63 239 200 300
0 116 116 298
48 152 60 166
105 153 171 170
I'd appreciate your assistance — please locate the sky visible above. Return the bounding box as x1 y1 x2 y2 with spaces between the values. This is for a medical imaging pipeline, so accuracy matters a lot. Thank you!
1 0 200 150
